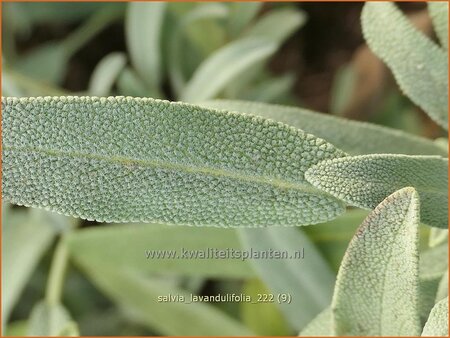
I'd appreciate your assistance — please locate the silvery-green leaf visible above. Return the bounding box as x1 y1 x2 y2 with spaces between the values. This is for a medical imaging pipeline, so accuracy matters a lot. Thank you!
436 270 449 302
243 7 306 43
422 297 449 336
305 154 448 228
332 187 421 336
68 223 255 278
299 307 333 336
227 2 262 38
241 73 295 103
168 3 229 96
181 38 278 102
2 96 345 226
126 2 166 90
116 67 150 97
429 2 448 50
2 206 73 324
239 227 335 331
79 267 253 336
27 301 78 336
362 2 448 129
199 100 446 156
88 52 126 96
429 228 448 248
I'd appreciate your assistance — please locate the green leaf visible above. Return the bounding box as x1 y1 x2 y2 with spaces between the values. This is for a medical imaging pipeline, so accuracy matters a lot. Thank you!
305 154 448 228
332 187 421 336
227 2 262 38
199 100 446 156
68 223 255 278
303 209 369 272
241 73 295 104
243 7 306 43
299 307 333 336
27 301 78 336
168 3 229 97
422 297 449 336
116 66 150 97
239 227 335 331
419 243 448 324
429 228 448 248
429 2 448 50
88 52 126 96
78 267 253 336
2 96 346 226
240 279 291 336
126 2 166 90
436 270 449 302
2 206 73 324
181 38 278 102
362 2 448 129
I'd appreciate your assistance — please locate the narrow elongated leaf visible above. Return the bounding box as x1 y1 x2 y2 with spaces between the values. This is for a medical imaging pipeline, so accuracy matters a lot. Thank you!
429 2 448 50
305 154 448 228
88 52 126 96
2 96 345 226
239 227 335 330
429 228 448 248
332 187 421 336
227 2 262 38
199 100 446 156
2 206 74 324
27 301 78 336
168 3 229 96
422 297 449 336
79 267 253 336
362 2 448 129
243 8 306 42
68 223 255 278
181 38 278 102
126 2 166 89
299 307 333 336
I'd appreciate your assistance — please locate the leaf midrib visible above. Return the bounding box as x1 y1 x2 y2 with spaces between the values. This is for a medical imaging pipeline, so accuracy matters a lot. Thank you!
5 145 327 194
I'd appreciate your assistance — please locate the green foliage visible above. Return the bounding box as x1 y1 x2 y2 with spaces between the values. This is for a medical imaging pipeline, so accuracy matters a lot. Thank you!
1 2 448 336
362 2 448 129
305 154 448 228
2 96 346 226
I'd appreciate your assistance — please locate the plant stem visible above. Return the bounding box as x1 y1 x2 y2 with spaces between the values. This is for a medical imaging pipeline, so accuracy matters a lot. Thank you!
46 238 69 305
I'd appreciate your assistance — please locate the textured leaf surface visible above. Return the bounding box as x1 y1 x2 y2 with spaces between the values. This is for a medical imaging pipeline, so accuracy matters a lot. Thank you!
429 2 448 50
299 307 333 336
68 224 255 278
200 100 446 156
362 2 448 129
422 297 449 336
79 267 253 336
305 154 448 228
239 227 335 331
332 188 421 336
2 96 345 226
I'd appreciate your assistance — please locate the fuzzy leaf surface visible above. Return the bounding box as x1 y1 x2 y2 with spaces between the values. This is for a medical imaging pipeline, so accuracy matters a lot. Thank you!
362 2 448 129
422 297 449 336
332 188 421 336
305 154 448 228
2 96 345 226
200 100 446 156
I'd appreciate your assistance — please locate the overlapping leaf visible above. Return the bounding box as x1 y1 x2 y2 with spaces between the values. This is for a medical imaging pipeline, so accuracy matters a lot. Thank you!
2 96 346 226
362 2 448 129
200 100 446 156
305 154 448 228
422 297 449 336
332 188 421 336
